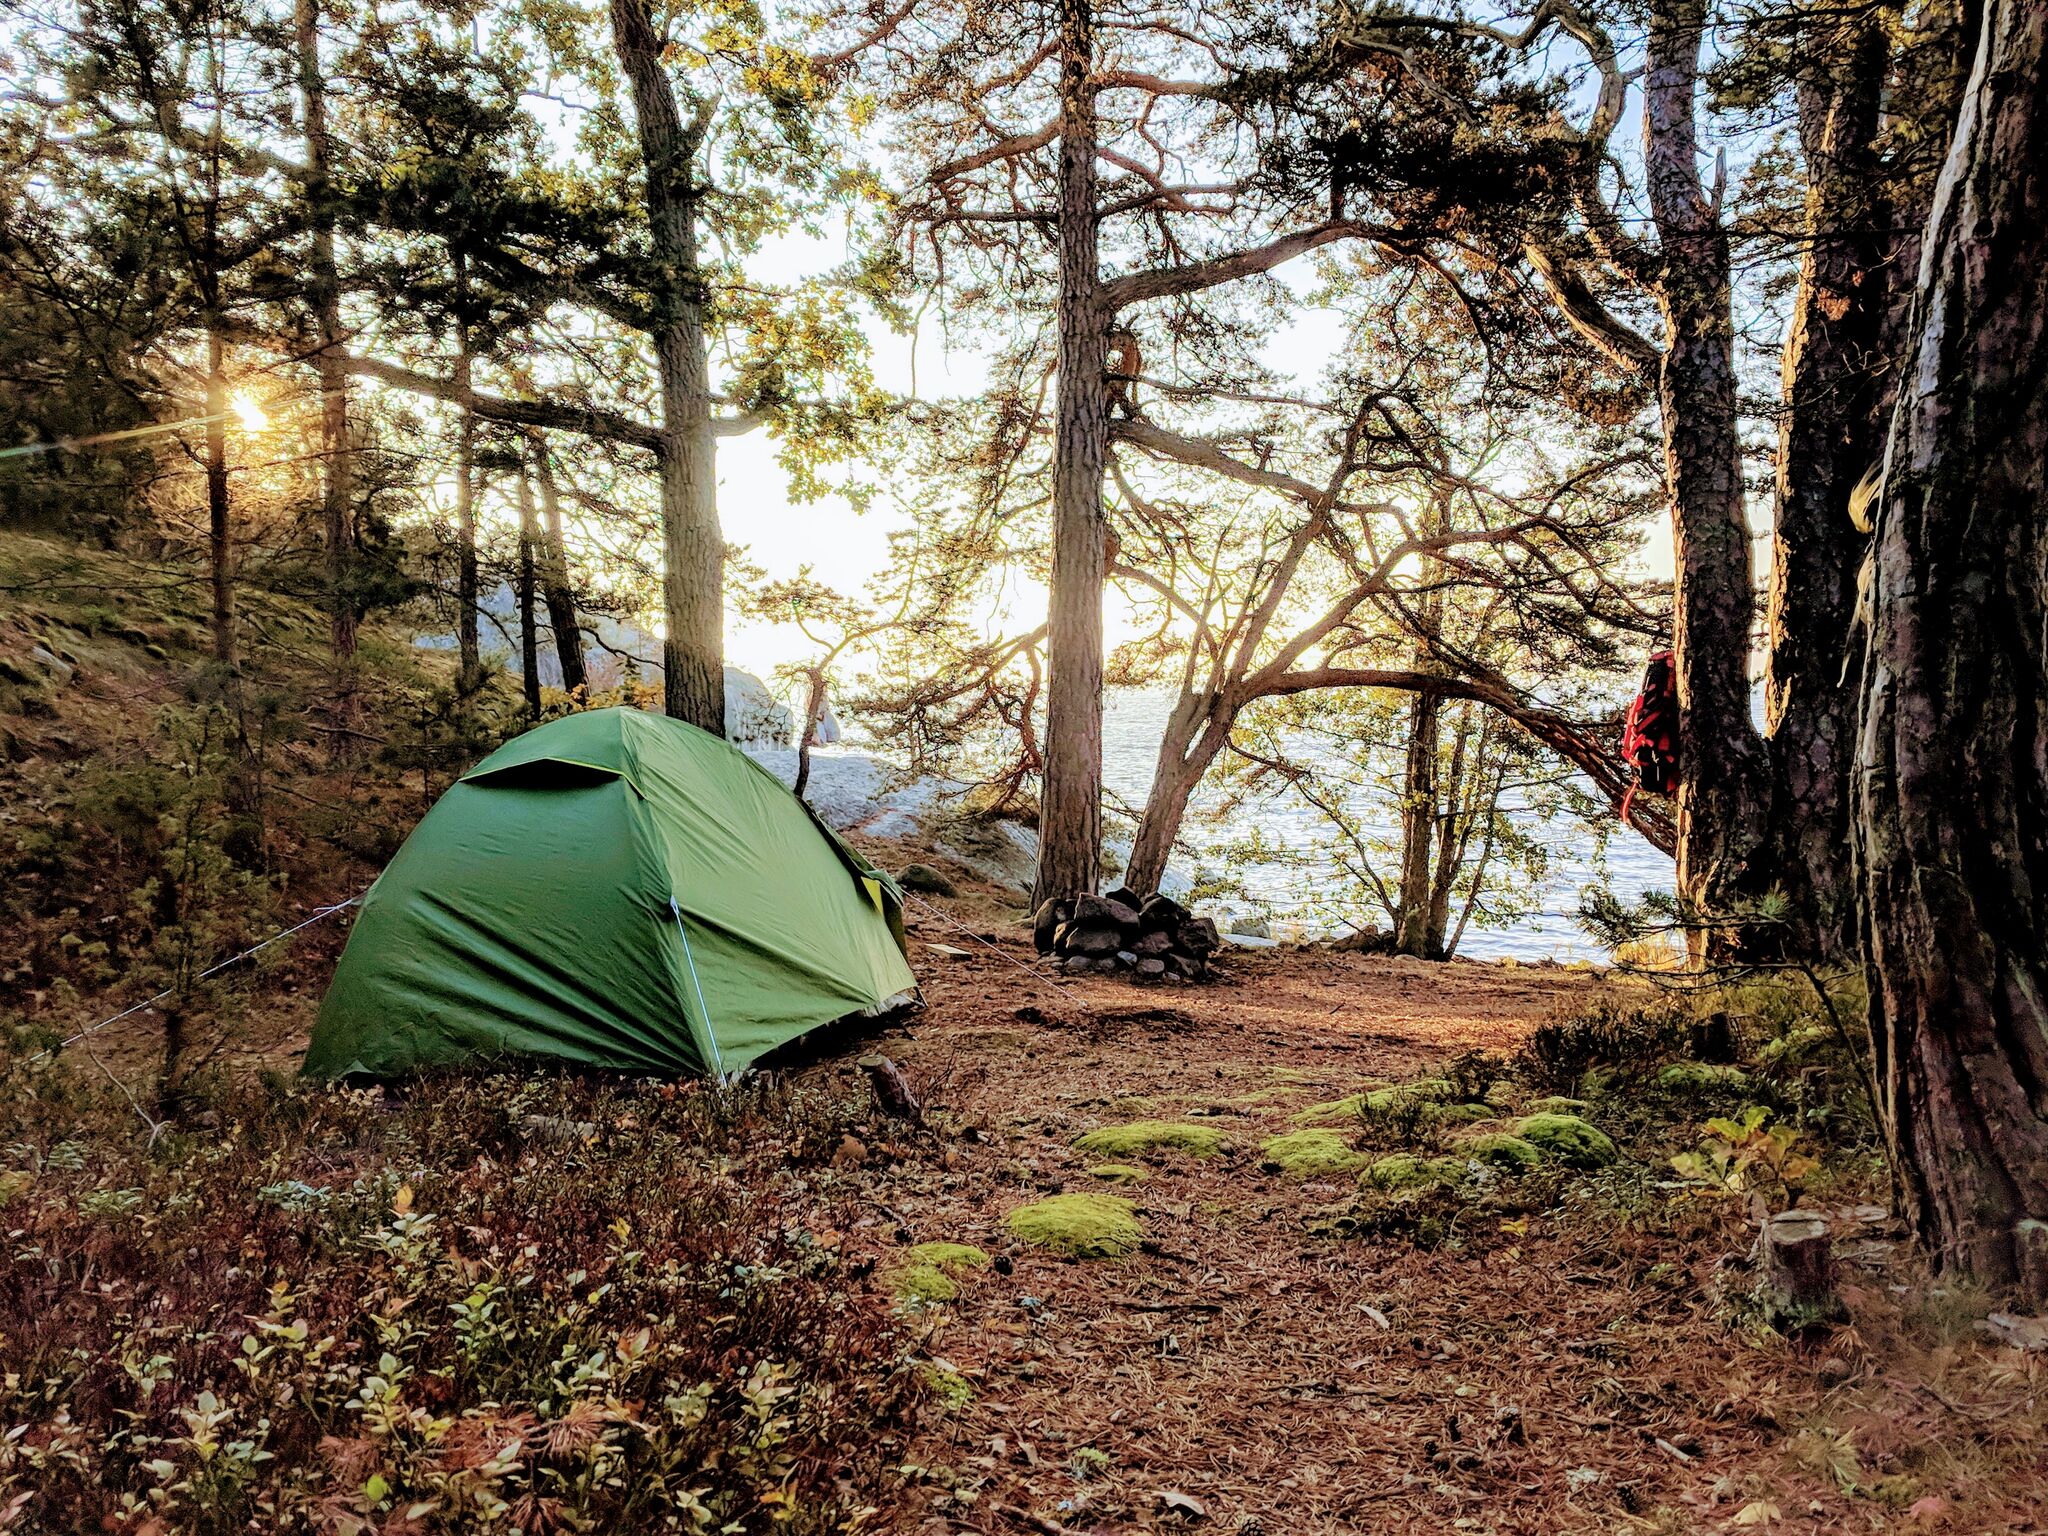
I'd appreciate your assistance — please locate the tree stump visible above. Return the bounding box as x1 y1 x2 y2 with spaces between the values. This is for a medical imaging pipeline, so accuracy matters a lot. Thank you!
1753 1209 1843 1330
859 1055 922 1122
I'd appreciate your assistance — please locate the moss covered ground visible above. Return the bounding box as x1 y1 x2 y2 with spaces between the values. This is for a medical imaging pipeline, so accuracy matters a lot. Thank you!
1071 1119 1227 1159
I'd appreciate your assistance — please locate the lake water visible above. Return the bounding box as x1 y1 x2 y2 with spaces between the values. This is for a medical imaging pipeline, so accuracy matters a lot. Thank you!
1099 691 1674 962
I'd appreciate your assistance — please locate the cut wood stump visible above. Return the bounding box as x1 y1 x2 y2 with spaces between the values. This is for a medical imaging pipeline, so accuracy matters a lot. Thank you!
1753 1208 1844 1331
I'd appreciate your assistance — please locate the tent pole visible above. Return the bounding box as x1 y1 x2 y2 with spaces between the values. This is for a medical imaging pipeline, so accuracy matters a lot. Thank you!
670 898 728 1082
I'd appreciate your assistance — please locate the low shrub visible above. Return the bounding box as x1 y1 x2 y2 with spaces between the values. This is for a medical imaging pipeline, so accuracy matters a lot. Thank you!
0 1070 925 1534
1518 993 1693 1094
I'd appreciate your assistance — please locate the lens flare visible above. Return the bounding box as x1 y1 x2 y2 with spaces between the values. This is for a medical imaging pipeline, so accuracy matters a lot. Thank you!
229 392 269 431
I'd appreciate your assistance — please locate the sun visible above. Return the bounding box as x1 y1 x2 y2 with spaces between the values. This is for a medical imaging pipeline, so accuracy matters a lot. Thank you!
228 391 269 431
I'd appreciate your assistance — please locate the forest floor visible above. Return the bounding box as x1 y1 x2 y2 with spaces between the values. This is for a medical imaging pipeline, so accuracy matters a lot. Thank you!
69 881 2048 1536
808 895 2048 1536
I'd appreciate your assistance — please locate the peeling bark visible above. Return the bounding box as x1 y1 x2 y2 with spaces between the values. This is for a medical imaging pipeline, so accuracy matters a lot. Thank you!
1854 0 2048 1299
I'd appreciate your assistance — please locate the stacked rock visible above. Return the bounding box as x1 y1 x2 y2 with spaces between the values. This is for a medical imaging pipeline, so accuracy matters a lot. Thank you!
1031 887 1223 980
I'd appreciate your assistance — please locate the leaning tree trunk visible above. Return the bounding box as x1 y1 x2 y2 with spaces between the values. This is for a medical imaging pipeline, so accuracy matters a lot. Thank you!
1758 10 1889 960
1032 0 1109 907
609 0 725 735
296 0 355 674
1125 695 1226 896
1854 0 2048 1303
1645 0 1769 952
528 432 587 693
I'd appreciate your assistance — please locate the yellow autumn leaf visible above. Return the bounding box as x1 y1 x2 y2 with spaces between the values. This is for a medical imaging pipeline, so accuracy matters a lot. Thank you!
1731 1499 1780 1527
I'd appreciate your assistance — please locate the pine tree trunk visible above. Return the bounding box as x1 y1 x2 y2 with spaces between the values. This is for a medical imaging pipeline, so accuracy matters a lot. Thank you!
1394 688 1441 957
1854 0 2048 1302
295 0 354 672
516 467 542 718
1032 0 1109 907
450 250 480 690
529 433 586 693
1425 709 1478 959
608 0 724 735
204 328 234 669
1645 0 1768 948
1758 11 1889 958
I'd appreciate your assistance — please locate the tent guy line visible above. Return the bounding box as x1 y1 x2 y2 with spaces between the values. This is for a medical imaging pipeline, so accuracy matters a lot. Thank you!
33 895 366 1068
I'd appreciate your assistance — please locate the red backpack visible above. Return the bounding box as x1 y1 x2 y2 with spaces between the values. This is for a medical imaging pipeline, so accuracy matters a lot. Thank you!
1621 649 1679 817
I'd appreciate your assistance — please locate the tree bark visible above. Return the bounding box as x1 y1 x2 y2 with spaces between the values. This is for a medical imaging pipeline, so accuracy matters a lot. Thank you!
295 0 354 672
1758 10 1890 958
1124 692 1222 896
794 665 826 800
608 0 725 734
1032 0 1109 907
1854 0 2048 1302
1752 1209 1842 1329
1644 0 1768 948
516 466 542 718
528 432 587 693
1394 687 1441 957
450 248 481 690
1425 708 1481 958
204 327 234 669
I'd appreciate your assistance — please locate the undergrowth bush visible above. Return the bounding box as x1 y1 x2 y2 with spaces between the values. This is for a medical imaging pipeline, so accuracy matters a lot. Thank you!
1518 992 1693 1094
0 1065 925 1534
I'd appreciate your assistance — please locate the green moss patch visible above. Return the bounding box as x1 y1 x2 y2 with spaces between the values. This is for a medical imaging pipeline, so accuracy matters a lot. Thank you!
1526 1095 1593 1117
1290 1092 1369 1126
1360 1153 1467 1193
885 1242 990 1303
1259 1129 1367 1179
1657 1061 1753 1093
1003 1194 1142 1258
1514 1112 1619 1169
1072 1120 1227 1159
1483 1080 1524 1112
1453 1132 1544 1174
1085 1163 1149 1184
1363 1078 1457 1113
1423 1101 1496 1129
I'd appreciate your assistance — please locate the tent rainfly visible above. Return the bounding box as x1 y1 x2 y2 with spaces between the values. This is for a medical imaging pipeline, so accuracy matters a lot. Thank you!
304 707 918 1079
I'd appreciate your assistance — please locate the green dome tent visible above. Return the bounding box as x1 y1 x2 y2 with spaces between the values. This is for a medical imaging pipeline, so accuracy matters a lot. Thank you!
305 707 918 1080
